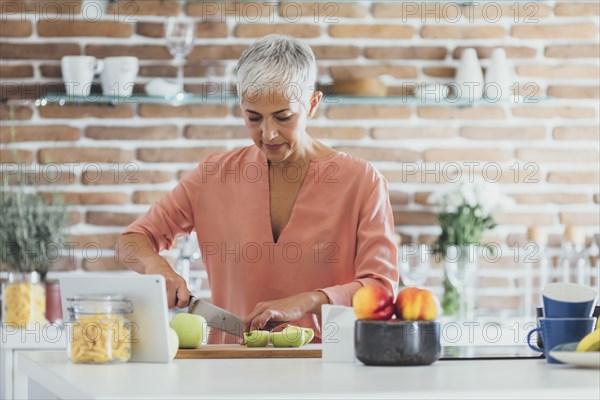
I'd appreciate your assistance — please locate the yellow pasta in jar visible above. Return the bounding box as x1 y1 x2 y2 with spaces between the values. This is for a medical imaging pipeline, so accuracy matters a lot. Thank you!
3 281 47 327
68 315 131 363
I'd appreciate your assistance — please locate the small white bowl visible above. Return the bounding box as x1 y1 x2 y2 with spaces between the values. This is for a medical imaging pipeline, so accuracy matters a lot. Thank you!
145 78 181 97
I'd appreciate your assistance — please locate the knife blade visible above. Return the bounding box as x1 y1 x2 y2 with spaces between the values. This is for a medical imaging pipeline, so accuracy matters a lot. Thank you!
187 296 244 338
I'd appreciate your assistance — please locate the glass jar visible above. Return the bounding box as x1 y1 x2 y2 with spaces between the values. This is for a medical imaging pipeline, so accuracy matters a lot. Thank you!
2 271 47 328
66 294 133 364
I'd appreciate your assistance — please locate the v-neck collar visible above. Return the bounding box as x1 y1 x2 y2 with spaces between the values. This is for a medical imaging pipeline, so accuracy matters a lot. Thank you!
253 146 343 244
263 156 310 245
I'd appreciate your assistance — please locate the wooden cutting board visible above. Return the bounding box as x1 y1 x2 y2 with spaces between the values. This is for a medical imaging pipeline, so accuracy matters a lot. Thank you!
175 344 322 359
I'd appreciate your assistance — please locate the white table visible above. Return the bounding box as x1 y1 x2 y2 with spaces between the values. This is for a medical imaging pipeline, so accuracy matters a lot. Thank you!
19 350 600 399
0 326 66 400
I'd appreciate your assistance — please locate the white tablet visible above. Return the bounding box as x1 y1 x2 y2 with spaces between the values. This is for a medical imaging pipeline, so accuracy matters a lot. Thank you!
59 273 171 363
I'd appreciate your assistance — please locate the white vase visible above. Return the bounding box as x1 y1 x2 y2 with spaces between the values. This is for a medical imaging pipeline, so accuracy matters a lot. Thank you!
484 48 513 101
454 48 484 101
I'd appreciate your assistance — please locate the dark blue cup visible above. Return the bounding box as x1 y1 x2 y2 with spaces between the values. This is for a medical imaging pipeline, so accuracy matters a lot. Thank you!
542 283 598 318
527 317 596 363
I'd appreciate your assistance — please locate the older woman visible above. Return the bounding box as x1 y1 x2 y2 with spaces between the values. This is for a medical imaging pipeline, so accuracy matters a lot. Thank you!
117 34 398 344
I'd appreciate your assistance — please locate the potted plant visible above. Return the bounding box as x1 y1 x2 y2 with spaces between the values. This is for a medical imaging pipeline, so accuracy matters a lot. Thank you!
1 181 69 328
428 181 513 320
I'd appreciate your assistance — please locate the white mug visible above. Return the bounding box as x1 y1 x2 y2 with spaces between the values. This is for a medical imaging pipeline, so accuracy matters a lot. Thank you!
61 56 103 97
100 57 139 97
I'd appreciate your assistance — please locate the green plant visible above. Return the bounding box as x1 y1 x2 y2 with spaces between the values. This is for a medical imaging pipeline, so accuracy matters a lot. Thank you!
428 181 512 315
431 203 498 256
0 187 68 279
1 104 69 279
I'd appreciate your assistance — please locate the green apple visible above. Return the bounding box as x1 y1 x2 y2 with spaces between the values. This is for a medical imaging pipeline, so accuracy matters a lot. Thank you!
168 327 179 359
301 327 314 345
271 326 306 348
243 330 270 347
169 313 207 349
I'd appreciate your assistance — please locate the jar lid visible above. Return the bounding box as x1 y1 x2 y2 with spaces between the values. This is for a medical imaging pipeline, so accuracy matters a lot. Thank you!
8 271 41 284
67 294 133 316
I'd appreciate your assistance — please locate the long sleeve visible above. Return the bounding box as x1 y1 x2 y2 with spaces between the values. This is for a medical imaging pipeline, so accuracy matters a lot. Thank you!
123 164 203 253
317 173 399 306
120 146 401 344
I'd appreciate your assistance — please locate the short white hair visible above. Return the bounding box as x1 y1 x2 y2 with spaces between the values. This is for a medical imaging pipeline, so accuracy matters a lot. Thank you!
236 34 317 105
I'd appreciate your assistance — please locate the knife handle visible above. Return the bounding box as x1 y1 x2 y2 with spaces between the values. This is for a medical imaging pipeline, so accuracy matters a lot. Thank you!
187 295 195 306
186 295 198 311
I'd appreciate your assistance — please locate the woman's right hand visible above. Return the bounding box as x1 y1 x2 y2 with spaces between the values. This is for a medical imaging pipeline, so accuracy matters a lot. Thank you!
116 233 191 309
146 260 192 309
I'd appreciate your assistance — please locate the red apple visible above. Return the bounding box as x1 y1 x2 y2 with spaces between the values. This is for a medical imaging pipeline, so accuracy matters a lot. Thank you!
352 284 394 320
395 287 440 321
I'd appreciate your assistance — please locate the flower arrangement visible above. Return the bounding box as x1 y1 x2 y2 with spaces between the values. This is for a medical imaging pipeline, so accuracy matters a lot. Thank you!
428 180 513 315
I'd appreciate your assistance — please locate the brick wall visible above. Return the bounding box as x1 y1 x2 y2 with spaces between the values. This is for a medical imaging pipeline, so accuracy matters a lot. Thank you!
1 1 599 315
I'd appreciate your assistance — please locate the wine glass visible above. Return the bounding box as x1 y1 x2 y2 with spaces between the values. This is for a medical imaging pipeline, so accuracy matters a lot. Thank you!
398 243 431 287
165 17 195 100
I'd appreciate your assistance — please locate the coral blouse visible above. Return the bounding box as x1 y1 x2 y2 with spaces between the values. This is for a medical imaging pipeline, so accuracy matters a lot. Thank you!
124 145 398 343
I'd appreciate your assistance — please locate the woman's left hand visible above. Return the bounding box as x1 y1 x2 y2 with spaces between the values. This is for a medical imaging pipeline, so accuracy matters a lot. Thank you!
244 291 328 333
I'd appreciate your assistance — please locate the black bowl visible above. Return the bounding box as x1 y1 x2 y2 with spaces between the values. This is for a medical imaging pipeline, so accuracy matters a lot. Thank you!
355 320 441 366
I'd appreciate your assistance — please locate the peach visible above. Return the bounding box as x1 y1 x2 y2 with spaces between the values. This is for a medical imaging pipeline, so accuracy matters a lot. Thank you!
352 284 394 320
395 287 440 321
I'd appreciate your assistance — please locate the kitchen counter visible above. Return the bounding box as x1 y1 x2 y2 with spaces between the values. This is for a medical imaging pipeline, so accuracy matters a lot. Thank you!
19 350 599 399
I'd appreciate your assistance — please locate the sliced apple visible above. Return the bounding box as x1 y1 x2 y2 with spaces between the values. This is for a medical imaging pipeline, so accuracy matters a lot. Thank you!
271 326 306 348
243 330 270 347
301 327 314 345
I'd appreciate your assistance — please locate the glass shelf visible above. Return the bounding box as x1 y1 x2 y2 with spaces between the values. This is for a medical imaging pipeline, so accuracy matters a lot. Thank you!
35 93 551 107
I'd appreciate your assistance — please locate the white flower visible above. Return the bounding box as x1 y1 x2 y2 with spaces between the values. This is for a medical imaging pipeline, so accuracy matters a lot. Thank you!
429 179 512 216
460 182 478 207
448 190 465 208
476 182 500 215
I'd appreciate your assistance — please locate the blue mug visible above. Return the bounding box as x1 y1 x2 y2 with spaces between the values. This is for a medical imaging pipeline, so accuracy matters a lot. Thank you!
542 283 598 318
527 317 596 363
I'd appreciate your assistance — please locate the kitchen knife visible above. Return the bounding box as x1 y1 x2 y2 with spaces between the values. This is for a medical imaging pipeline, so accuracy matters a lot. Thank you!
187 296 244 338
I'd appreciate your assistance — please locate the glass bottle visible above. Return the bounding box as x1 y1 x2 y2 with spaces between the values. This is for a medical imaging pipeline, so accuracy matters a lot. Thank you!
1 271 46 328
45 279 63 324
559 226 588 285
525 227 547 317
586 236 600 293
175 234 200 286
66 294 133 364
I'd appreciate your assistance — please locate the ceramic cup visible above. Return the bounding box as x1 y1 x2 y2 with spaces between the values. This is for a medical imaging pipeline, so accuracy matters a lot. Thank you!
100 56 139 97
542 282 598 318
61 56 103 97
527 317 596 363
535 305 600 348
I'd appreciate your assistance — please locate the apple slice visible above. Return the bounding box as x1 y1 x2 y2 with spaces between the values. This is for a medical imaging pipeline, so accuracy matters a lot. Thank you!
301 327 314 345
271 326 306 348
243 330 270 347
